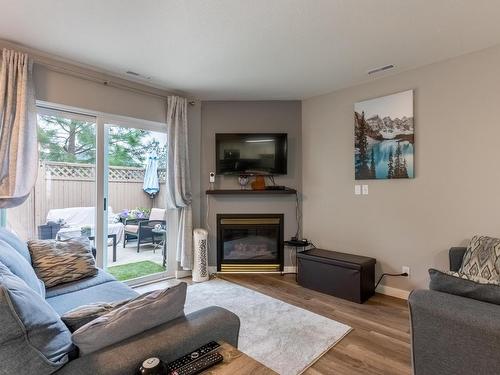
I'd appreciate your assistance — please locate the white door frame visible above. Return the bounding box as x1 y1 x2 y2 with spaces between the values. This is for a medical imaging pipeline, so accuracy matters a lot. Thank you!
36 100 177 282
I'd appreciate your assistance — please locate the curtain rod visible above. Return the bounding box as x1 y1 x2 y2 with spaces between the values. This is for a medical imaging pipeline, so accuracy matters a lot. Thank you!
33 58 196 105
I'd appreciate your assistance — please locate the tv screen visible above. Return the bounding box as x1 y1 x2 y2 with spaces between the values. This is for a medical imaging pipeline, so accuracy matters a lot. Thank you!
216 133 287 175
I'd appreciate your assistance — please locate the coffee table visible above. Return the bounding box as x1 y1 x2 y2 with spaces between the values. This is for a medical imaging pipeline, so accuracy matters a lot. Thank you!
201 342 277 374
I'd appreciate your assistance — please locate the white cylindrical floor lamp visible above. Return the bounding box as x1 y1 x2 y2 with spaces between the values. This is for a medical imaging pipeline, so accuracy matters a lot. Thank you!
193 228 209 282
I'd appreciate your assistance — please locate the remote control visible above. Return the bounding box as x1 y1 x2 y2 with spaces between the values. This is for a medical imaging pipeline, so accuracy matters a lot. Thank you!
169 352 223 375
164 341 220 373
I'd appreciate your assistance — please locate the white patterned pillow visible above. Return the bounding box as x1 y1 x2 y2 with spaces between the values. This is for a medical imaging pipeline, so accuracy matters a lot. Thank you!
459 235 500 281
28 238 98 288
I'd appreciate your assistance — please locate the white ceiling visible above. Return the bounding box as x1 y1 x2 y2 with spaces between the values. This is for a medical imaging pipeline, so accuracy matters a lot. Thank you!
1 0 500 100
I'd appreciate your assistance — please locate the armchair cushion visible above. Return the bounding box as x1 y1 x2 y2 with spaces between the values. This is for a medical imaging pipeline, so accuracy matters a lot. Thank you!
429 268 500 305
72 282 187 355
124 224 139 233
149 208 165 221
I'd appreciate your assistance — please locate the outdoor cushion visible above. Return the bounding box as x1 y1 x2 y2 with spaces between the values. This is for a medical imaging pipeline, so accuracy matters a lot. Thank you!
28 238 98 288
47 280 139 315
124 224 139 233
0 239 45 296
149 208 166 221
0 228 31 263
72 282 186 355
45 269 116 299
61 299 131 332
0 263 73 374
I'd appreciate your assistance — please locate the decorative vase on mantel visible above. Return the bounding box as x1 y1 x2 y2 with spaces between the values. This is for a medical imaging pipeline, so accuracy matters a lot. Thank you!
251 176 266 190
238 175 250 190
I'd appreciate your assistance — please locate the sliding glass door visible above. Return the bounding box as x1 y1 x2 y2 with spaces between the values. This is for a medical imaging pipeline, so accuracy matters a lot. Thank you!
103 121 169 282
4 103 173 284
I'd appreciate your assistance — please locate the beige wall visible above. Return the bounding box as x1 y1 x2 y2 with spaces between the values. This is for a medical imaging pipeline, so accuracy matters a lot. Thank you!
302 44 500 292
201 101 302 267
33 65 167 123
1 41 202 229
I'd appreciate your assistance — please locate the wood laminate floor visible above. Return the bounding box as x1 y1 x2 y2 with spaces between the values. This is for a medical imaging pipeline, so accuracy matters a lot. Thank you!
136 274 411 375
218 274 411 375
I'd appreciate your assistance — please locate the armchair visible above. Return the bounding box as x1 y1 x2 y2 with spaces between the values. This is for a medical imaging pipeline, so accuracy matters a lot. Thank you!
408 247 500 375
123 208 166 252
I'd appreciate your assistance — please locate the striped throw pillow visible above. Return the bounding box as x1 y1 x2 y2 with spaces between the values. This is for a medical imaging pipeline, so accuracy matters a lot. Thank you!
28 238 98 288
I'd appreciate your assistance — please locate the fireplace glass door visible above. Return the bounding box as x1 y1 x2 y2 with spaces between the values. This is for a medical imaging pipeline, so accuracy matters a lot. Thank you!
217 214 284 272
222 227 279 261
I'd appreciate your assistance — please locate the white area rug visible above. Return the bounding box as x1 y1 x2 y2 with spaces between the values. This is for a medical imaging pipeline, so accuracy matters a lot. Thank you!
185 279 351 375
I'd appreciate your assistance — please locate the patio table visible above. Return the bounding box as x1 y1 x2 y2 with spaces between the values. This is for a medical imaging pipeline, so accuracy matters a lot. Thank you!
88 234 117 262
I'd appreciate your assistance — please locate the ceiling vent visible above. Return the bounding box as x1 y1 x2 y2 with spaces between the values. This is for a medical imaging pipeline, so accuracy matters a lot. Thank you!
367 64 395 75
126 70 151 80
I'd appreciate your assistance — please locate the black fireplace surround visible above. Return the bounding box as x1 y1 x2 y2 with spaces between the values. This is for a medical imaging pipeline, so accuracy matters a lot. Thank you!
217 214 284 272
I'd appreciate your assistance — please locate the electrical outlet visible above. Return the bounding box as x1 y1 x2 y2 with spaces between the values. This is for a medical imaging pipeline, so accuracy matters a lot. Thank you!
354 185 361 195
362 185 369 195
402 266 410 277
209 172 215 183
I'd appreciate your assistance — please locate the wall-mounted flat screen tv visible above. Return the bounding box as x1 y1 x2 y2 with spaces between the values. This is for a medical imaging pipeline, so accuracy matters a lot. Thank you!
216 133 288 175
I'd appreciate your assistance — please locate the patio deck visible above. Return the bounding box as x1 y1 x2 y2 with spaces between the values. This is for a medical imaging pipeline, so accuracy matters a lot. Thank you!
107 241 164 267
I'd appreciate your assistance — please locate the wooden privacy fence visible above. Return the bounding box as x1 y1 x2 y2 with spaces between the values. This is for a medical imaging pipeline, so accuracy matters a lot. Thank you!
8 161 167 241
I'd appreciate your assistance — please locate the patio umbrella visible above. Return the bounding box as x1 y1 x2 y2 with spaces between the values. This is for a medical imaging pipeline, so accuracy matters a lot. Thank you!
143 152 160 198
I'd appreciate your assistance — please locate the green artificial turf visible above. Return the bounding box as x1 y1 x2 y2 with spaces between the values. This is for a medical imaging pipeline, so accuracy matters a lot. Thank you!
107 260 165 281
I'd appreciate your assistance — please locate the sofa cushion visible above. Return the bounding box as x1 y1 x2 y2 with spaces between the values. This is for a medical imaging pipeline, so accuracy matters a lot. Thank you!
61 299 131 332
0 263 73 374
459 235 500 281
45 269 116 299
47 280 139 315
0 228 31 263
28 238 98 288
72 282 187 355
0 239 45 296
429 268 500 305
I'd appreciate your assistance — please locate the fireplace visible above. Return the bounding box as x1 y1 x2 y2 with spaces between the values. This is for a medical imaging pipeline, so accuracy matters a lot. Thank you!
217 214 284 273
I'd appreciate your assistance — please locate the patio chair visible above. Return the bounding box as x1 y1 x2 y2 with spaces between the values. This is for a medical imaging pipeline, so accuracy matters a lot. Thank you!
123 208 166 253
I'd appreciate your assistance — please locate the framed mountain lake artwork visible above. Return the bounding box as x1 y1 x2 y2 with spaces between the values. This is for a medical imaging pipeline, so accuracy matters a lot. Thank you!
354 90 414 180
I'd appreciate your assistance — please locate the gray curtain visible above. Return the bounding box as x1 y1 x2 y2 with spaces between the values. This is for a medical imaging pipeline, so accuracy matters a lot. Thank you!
165 96 193 270
0 49 37 208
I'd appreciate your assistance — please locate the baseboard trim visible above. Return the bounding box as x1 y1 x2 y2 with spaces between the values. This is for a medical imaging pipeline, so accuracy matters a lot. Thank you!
376 285 410 300
175 270 192 279
210 266 409 300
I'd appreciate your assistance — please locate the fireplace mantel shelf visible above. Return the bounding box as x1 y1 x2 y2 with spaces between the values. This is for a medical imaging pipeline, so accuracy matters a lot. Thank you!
206 188 297 195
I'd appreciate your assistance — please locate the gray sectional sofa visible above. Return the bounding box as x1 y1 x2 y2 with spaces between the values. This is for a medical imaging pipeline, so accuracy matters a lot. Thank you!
408 247 500 375
0 229 240 375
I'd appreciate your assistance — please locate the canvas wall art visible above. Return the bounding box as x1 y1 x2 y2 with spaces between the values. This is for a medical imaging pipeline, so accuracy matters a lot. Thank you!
354 90 414 180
